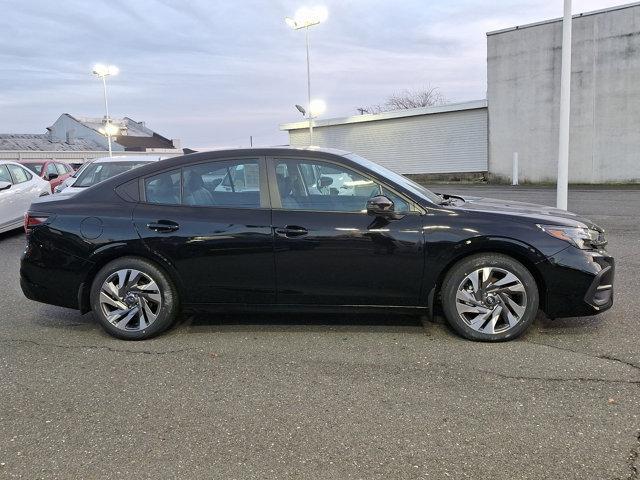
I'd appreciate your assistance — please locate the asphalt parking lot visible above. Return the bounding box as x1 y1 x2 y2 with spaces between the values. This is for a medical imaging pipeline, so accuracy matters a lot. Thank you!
1 185 639 479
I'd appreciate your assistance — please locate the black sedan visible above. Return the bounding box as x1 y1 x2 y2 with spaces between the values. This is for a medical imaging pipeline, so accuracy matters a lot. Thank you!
20 148 614 341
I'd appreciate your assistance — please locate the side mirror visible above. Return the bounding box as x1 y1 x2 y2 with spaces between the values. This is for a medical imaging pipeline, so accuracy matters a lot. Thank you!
318 176 333 188
0 181 11 191
367 195 394 217
47 173 59 181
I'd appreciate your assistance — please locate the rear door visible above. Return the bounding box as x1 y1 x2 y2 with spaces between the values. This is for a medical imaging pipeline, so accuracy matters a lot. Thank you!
132 156 275 305
268 155 425 306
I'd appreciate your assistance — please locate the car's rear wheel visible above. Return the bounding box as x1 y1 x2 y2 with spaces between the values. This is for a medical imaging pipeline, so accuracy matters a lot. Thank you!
441 253 539 341
90 257 178 340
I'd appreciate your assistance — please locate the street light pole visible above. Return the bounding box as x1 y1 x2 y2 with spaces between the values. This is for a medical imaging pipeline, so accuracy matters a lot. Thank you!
92 64 119 157
305 25 313 145
285 6 327 147
100 75 113 157
556 0 572 210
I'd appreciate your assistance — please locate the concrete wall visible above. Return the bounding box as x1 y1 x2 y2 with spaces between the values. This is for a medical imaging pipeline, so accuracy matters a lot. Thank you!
287 105 488 175
488 3 640 183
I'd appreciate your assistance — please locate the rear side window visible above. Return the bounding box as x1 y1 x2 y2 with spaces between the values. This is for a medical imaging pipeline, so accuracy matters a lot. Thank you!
0 165 12 183
144 169 181 205
182 159 260 208
46 163 58 177
7 164 32 183
24 163 44 175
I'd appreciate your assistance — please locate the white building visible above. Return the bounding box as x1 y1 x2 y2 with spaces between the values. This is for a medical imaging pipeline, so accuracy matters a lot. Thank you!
281 3 640 184
282 101 487 179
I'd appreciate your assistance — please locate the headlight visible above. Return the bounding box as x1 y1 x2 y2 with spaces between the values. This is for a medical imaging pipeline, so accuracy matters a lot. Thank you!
538 224 606 249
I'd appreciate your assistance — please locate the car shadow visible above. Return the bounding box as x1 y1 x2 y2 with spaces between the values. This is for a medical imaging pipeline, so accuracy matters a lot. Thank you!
177 311 429 335
0 228 24 241
31 304 606 339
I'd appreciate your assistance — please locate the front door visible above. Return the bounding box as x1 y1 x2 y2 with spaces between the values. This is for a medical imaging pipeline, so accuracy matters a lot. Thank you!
132 157 275 305
269 156 425 306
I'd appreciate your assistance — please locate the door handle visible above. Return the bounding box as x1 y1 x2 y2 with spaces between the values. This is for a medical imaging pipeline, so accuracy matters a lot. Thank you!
147 220 179 233
275 225 308 237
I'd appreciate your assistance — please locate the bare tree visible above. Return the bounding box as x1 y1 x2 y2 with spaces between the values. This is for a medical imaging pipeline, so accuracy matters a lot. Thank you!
357 86 446 114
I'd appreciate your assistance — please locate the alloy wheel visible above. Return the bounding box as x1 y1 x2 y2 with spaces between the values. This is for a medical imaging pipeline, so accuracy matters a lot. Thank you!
455 267 527 335
98 269 162 331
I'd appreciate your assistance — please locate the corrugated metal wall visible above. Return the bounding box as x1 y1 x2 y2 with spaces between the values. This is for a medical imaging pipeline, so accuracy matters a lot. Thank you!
288 107 488 175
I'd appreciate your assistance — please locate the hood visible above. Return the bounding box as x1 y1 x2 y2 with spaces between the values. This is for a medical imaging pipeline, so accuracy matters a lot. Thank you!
452 196 601 230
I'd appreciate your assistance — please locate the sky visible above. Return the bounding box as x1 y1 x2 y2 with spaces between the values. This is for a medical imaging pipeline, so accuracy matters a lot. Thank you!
0 0 629 148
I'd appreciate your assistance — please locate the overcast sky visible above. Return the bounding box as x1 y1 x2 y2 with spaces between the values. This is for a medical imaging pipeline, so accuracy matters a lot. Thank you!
0 0 627 148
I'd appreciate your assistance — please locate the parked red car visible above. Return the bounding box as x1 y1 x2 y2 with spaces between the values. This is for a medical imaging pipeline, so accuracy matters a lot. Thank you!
19 160 75 193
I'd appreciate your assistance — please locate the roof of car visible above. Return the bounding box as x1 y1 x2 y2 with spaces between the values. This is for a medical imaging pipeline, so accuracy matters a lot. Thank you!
82 147 357 195
18 159 70 164
89 155 171 164
0 160 32 166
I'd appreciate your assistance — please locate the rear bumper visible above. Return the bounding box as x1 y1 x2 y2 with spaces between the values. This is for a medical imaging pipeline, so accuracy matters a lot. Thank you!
541 247 614 318
20 240 92 310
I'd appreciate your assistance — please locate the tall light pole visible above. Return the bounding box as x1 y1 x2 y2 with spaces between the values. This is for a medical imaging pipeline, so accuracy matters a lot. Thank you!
556 0 572 209
285 6 328 146
92 64 119 157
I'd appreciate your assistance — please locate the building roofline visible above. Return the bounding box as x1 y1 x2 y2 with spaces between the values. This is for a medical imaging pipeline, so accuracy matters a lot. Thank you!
280 99 487 131
487 2 640 36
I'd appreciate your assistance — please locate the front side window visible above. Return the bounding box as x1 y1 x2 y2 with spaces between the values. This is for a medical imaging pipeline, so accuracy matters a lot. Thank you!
182 159 260 207
46 163 58 178
7 164 32 183
55 163 68 175
145 169 181 205
274 159 411 213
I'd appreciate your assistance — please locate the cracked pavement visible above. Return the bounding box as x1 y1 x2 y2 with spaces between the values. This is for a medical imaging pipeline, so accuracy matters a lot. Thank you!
1 186 639 479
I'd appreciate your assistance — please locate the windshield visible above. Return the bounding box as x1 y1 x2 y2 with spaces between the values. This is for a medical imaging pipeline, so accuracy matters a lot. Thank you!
74 161 150 188
345 153 442 204
71 162 91 178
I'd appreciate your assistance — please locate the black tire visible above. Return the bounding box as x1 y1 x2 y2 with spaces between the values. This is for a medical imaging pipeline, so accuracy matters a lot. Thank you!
441 253 539 342
90 256 179 340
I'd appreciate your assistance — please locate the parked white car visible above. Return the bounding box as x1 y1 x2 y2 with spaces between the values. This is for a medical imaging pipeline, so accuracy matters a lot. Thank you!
53 161 92 194
56 155 171 197
0 161 51 233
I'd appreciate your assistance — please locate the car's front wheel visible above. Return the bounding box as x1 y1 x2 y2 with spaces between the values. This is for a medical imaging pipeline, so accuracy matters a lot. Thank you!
441 253 539 341
90 257 179 340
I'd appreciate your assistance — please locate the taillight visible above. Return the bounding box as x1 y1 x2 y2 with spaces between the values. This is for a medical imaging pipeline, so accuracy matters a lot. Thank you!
24 213 48 235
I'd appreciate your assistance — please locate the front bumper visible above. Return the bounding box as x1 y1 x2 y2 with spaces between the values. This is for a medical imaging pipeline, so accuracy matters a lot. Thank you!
540 247 614 318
